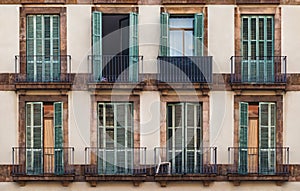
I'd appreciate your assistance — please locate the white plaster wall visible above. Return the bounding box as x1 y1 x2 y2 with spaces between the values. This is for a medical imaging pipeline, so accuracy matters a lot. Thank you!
284 92 300 164
67 5 91 73
0 92 17 163
1 182 300 191
138 5 160 73
281 6 300 73
210 91 234 163
140 91 160 164
0 6 19 72
69 91 91 164
208 6 234 73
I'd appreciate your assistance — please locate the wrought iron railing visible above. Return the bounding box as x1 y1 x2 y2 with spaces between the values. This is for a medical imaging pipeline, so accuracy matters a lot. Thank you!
157 56 212 83
84 147 147 175
228 147 289 175
12 147 75 176
15 55 71 83
88 55 143 83
154 147 217 174
230 56 287 83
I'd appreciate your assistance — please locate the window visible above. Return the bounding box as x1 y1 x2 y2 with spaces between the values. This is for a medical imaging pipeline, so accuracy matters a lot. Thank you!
26 15 61 82
97 102 134 174
26 102 63 175
160 13 203 56
241 15 274 82
92 12 139 82
239 102 276 174
167 103 202 173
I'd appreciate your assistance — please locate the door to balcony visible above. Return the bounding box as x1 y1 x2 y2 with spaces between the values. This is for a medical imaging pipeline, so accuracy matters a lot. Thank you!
241 15 274 83
97 103 134 174
239 102 276 174
26 15 61 82
26 102 64 175
92 12 139 82
166 103 202 174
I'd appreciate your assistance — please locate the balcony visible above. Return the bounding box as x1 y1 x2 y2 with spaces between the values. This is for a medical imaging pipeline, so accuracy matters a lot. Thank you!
157 56 212 92
12 147 75 185
14 55 72 91
87 55 144 91
227 147 289 183
20 0 66 3
230 56 287 91
84 147 147 186
161 0 206 4
154 147 217 185
235 0 280 4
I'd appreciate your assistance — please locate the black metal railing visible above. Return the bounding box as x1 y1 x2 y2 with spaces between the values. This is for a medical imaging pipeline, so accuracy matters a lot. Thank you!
228 147 289 175
15 55 71 83
88 55 143 83
154 147 217 174
230 56 287 83
157 56 212 83
12 147 75 176
84 147 147 175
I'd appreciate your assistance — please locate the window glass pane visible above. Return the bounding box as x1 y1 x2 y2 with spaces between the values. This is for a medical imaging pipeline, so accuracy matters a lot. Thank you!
174 105 182 127
169 17 193 28
106 104 114 127
98 104 104 126
184 31 193 56
167 105 173 127
106 128 114 148
259 18 264 40
251 18 256 40
170 30 183 56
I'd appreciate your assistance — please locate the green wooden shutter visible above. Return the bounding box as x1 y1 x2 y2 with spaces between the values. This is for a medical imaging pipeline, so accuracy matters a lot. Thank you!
194 13 203 56
259 102 276 174
129 12 139 82
26 15 60 82
239 102 248 174
241 16 274 83
185 103 202 173
51 15 61 82
26 102 43 175
54 102 63 174
26 15 35 82
92 11 102 81
160 12 169 56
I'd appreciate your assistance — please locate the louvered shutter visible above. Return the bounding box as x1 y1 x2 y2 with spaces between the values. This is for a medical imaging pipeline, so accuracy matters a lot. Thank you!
92 11 102 81
26 15 60 82
26 16 35 82
51 15 61 81
259 102 276 174
194 13 203 56
26 102 43 175
129 12 139 82
160 12 169 56
239 102 248 174
241 16 274 82
54 102 64 174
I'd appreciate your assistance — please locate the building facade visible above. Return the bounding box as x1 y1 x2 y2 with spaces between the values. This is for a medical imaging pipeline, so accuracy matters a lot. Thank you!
0 0 300 190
